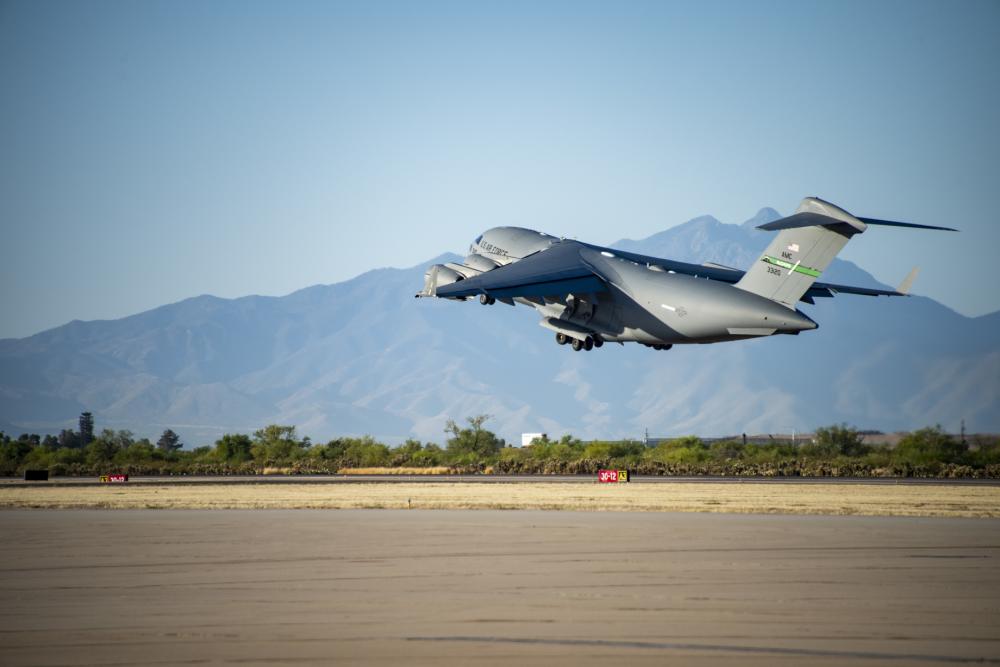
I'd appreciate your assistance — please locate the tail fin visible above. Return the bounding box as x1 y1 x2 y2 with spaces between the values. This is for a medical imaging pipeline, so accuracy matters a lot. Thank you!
735 197 868 308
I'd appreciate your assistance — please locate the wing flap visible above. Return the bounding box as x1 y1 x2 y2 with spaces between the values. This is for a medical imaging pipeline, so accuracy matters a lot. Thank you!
586 244 744 283
485 275 607 299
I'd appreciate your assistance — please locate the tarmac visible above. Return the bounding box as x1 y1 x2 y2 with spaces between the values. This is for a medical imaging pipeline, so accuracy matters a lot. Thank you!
2 510 999 665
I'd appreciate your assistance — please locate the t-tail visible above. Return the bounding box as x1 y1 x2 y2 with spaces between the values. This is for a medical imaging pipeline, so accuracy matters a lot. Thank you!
735 197 955 308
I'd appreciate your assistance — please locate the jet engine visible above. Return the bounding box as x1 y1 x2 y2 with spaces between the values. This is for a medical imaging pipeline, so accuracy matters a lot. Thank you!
462 254 499 273
418 264 465 298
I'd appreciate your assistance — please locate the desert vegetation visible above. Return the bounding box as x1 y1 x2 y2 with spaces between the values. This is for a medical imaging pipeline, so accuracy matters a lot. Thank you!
2 417 998 478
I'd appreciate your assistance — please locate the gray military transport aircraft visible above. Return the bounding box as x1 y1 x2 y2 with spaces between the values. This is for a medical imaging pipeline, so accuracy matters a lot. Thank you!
416 197 955 351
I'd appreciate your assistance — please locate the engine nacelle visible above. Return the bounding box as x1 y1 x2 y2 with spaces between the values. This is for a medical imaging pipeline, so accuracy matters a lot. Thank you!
419 264 464 297
463 254 500 273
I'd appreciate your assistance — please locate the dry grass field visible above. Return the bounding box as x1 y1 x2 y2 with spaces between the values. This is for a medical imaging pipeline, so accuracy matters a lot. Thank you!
336 466 455 475
2 481 999 517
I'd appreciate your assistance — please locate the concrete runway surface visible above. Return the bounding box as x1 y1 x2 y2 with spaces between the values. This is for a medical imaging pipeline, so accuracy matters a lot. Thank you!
1 510 998 666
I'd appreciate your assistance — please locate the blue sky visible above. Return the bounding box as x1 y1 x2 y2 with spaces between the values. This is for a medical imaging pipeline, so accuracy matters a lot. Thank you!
2 0 998 339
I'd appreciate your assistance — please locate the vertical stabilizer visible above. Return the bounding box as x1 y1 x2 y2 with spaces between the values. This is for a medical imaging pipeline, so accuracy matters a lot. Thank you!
735 197 867 308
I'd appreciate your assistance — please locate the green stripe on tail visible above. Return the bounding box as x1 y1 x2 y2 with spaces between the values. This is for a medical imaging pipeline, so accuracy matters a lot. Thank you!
763 256 822 278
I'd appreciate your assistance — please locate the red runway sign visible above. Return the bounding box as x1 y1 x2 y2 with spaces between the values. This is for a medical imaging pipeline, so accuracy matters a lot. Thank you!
598 469 629 483
99 474 129 483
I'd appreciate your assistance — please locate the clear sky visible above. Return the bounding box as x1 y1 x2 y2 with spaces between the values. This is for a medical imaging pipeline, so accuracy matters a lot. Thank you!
2 0 998 339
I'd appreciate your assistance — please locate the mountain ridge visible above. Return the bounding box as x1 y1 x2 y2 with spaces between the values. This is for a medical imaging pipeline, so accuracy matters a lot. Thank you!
2 211 996 445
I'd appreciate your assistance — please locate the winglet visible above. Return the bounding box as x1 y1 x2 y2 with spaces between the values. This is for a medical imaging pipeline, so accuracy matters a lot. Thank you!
896 267 920 295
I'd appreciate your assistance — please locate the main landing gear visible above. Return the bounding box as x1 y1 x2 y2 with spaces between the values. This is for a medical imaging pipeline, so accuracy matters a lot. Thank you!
556 332 603 351
479 294 495 305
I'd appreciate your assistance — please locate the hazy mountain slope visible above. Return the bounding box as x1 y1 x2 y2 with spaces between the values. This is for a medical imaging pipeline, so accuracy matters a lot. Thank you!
1 212 997 445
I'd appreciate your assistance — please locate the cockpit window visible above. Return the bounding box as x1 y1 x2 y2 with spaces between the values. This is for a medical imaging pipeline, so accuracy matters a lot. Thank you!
474 234 483 245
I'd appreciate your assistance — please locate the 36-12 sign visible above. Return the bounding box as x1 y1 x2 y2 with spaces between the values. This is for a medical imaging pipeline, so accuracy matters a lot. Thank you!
598 469 629 483
99 474 128 483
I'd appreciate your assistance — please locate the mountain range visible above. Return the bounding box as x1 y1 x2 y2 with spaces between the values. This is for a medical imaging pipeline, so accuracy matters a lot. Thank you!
2 209 997 446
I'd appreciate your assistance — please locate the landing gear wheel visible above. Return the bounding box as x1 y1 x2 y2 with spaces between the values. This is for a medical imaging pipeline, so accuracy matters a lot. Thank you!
479 294 495 305
584 336 594 351
592 336 604 348
571 338 584 352
555 332 569 345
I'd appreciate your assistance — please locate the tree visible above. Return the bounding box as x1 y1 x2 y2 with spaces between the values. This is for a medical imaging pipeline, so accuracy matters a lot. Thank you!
391 439 424 466
341 436 391 467
409 443 444 467
809 424 869 458
893 426 967 466
215 433 252 462
0 433 33 473
78 412 95 447
645 436 707 464
82 429 134 463
157 429 182 453
444 415 503 462
57 429 80 449
117 439 155 465
252 425 307 461
86 431 121 465
108 429 135 451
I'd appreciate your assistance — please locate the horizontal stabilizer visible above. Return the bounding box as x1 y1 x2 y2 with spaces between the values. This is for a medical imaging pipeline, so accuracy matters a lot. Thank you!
857 217 958 232
810 283 902 298
756 211 866 233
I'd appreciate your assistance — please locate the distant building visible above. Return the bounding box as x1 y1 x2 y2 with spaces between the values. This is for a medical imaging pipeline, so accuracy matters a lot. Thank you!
520 433 547 447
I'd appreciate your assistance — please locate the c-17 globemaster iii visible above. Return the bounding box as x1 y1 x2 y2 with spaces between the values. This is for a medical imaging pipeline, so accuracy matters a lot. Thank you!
416 197 955 351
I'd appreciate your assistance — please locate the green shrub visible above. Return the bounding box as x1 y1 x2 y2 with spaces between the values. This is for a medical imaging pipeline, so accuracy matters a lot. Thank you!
893 426 967 466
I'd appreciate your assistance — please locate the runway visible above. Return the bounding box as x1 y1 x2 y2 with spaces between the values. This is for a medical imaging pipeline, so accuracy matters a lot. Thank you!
2 510 998 665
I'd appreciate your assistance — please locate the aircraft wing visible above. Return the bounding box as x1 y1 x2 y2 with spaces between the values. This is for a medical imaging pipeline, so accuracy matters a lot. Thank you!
435 241 608 299
586 244 746 283
590 243 910 301
435 238 909 303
